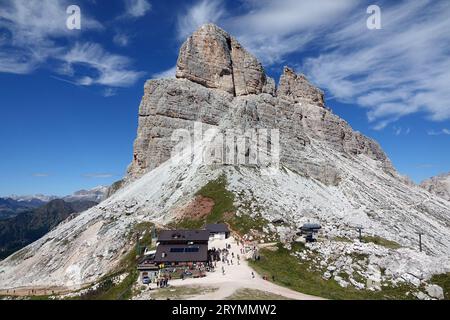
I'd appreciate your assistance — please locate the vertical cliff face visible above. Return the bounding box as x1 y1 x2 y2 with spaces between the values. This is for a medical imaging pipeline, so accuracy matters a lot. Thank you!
175 24 270 97
127 24 393 183
175 24 236 94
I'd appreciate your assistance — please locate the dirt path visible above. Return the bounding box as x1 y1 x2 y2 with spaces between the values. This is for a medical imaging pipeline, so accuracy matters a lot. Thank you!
0 286 69 297
163 237 323 300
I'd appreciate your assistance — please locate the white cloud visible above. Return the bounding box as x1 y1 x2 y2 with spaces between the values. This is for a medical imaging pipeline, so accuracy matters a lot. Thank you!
102 88 118 97
0 0 101 43
302 1 450 128
0 0 143 88
62 42 145 87
113 32 130 47
0 49 39 74
225 0 358 64
151 65 176 79
123 0 152 19
428 128 450 136
177 0 226 40
393 126 410 136
0 0 68 73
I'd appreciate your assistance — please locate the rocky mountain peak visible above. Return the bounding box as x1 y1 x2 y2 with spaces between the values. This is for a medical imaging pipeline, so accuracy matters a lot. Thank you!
127 23 393 181
176 23 270 96
278 66 325 107
176 24 324 103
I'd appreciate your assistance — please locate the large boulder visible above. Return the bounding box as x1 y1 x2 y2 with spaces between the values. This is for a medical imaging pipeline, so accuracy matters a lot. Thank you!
425 284 444 300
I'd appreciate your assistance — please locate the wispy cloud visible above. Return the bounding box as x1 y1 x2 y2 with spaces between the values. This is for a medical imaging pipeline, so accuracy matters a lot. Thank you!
427 128 450 136
151 65 176 79
226 0 357 64
122 0 152 19
177 0 226 40
32 173 50 177
61 42 145 87
102 88 118 97
0 49 38 74
302 1 450 129
393 126 410 136
82 173 114 179
0 0 102 43
113 32 131 47
0 0 143 89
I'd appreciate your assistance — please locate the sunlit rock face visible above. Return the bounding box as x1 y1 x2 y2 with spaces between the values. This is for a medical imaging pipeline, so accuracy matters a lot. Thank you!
128 24 392 183
175 23 268 97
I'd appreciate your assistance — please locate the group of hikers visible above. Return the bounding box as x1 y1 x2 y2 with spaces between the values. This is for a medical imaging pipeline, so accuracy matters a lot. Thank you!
156 276 170 288
219 244 244 275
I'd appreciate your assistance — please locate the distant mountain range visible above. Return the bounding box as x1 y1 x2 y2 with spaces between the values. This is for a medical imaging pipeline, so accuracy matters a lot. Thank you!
6 194 59 203
0 186 108 259
61 186 109 203
0 197 48 220
0 186 108 220
420 172 450 202
0 198 99 259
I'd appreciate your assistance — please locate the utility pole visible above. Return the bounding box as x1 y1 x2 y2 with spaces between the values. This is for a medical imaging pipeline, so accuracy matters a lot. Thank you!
356 226 364 242
151 226 156 239
136 234 140 256
418 232 423 252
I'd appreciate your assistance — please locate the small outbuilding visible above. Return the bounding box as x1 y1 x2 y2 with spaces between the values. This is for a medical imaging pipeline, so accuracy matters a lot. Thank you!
298 223 322 243
137 256 159 282
206 223 230 240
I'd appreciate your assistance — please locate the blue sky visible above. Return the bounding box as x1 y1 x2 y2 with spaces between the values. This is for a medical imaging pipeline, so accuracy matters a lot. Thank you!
0 0 449 196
